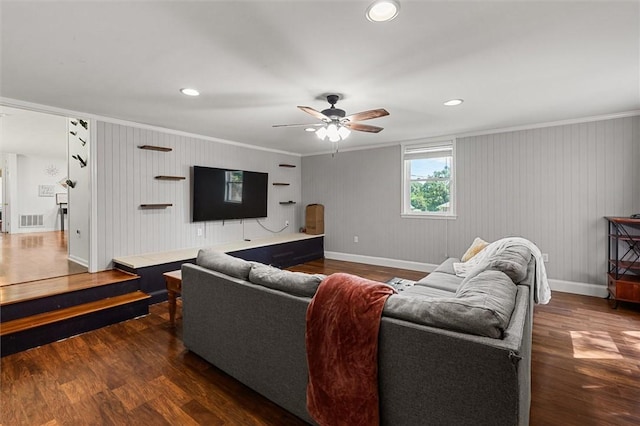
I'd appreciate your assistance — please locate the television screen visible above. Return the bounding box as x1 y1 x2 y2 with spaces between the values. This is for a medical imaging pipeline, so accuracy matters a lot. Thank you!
192 166 268 222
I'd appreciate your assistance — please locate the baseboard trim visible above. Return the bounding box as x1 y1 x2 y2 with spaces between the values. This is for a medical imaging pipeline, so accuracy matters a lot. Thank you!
68 255 89 268
324 251 437 273
325 251 608 297
548 279 608 298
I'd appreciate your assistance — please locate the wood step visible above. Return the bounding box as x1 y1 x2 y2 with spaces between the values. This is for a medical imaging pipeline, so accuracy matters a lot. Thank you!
1 270 139 306
0 291 150 336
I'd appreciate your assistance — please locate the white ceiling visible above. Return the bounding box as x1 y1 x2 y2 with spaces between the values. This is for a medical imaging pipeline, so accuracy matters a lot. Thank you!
1 0 638 156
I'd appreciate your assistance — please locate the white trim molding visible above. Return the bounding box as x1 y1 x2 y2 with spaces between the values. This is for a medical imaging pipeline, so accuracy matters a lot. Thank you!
0 97 301 157
324 251 437 273
548 279 608 298
325 251 608 298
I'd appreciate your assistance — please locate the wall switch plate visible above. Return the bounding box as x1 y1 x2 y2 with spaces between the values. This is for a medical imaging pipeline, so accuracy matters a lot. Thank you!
197 228 203 237
542 253 549 262
354 236 359 243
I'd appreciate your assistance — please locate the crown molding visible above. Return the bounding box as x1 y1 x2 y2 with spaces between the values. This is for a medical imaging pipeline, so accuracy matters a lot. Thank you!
302 110 640 157
0 97 302 158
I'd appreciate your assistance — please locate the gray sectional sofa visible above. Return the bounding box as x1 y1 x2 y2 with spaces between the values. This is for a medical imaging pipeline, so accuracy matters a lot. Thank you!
182 246 537 425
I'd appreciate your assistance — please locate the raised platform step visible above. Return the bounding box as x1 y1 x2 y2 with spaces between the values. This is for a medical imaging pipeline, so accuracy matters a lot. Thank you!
1 291 150 357
1 270 141 322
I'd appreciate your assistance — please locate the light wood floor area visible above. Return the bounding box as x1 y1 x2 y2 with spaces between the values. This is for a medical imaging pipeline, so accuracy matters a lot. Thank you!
0 231 87 286
2 258 639 425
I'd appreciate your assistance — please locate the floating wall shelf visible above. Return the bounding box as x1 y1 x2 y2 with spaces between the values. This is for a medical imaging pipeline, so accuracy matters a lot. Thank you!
155 176 186 180
272 182 290 186
140 204 173 209
279 201 296 205
138 145 172 152
279 164 296 168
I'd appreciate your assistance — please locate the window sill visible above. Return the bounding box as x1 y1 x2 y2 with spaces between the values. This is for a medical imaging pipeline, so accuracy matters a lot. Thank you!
401 213 457 220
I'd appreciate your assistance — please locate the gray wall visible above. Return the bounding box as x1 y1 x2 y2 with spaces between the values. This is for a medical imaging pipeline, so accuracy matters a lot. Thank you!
302 116 640 288
95 122 301 270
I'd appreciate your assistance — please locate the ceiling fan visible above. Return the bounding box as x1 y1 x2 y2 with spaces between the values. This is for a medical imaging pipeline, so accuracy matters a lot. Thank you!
273 94 389 142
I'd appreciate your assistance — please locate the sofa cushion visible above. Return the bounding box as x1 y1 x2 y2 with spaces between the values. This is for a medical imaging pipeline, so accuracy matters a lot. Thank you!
384 270 516 338
196 249 252 280
249 263 325 297
461 237 489 262
401 284 455 298
484 245 532 284
431 257 460 275
455 270 517 325
415 272 462 293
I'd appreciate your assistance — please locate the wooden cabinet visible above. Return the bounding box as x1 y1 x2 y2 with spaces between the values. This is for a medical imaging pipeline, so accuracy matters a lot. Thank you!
606 217 640 307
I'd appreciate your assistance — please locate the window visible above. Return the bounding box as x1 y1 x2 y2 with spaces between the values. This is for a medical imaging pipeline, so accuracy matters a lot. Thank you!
402 140 456 217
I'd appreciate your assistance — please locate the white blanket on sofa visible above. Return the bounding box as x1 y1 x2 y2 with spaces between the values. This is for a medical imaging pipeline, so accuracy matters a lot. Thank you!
453 237 551 304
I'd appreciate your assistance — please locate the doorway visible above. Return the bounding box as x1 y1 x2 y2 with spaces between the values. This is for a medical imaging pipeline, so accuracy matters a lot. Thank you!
0 106 88 285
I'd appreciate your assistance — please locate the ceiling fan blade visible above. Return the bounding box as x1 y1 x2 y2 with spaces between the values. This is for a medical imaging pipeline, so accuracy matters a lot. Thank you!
343 108 389 122
344 122 384 133
298 106 331 122
272 123 324 128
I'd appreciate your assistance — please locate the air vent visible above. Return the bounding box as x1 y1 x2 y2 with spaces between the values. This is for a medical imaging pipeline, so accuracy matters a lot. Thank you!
19 214 44 228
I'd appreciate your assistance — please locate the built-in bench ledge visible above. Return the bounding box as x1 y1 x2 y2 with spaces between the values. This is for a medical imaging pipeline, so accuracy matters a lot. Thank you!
113 233 324 304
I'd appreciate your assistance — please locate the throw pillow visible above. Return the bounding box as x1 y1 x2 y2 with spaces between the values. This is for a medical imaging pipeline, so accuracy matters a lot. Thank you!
249 263 325 297
196 249 252 280
461 237 489 262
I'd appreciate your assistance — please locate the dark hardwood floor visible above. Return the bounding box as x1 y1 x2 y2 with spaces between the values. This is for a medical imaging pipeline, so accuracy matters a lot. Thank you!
2 258 639 425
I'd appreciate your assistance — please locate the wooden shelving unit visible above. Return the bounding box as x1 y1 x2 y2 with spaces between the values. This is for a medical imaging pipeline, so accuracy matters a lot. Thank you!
606 217 640 307
140 204 173 209
155 176 186 180
139 145 172 152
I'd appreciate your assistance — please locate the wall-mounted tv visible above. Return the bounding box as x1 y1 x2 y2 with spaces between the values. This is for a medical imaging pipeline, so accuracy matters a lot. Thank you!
192 166 268 222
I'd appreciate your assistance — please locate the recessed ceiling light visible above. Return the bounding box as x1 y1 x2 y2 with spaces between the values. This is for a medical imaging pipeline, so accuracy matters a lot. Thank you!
444 99 464 106
366 0 400 22
304 127 317 132
180 88 200 97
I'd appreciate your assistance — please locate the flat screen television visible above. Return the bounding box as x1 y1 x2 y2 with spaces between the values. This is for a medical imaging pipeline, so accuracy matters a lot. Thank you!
192 166 268 222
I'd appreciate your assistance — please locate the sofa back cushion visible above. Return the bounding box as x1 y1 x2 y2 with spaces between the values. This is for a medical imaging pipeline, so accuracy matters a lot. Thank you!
384 270 516 338
249 263 325 298
196 249 252 280
484 245 532 284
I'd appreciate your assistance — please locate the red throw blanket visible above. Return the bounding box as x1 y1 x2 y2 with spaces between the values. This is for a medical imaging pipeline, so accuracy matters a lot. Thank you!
306 273 396 426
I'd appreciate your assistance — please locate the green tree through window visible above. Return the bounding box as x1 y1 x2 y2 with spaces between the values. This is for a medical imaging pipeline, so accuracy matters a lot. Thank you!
410 166 450 212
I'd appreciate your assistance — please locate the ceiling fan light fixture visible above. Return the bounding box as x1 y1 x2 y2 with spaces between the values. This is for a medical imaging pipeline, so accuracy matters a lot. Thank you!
338 126 351 139
180 88 200 96
316 126 328 140
444 98 464 106
366 0 400 22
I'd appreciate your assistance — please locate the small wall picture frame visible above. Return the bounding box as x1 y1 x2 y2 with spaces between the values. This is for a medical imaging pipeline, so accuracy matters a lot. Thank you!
38 185 56 197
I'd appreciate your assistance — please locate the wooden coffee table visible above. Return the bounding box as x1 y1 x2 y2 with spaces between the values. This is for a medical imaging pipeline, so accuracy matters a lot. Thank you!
163 270 182 325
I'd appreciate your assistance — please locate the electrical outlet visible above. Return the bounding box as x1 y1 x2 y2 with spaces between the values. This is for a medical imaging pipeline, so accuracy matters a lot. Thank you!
542 253 549 262
285 220 289 227
354 236 359 243
197 228 203 237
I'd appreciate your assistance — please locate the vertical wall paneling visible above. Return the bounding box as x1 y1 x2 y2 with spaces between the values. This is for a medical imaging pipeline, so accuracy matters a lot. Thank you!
302 116 640 289
95 122 301 270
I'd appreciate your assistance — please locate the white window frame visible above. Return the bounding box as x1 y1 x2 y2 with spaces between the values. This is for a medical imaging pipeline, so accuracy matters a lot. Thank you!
401 138 457 219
